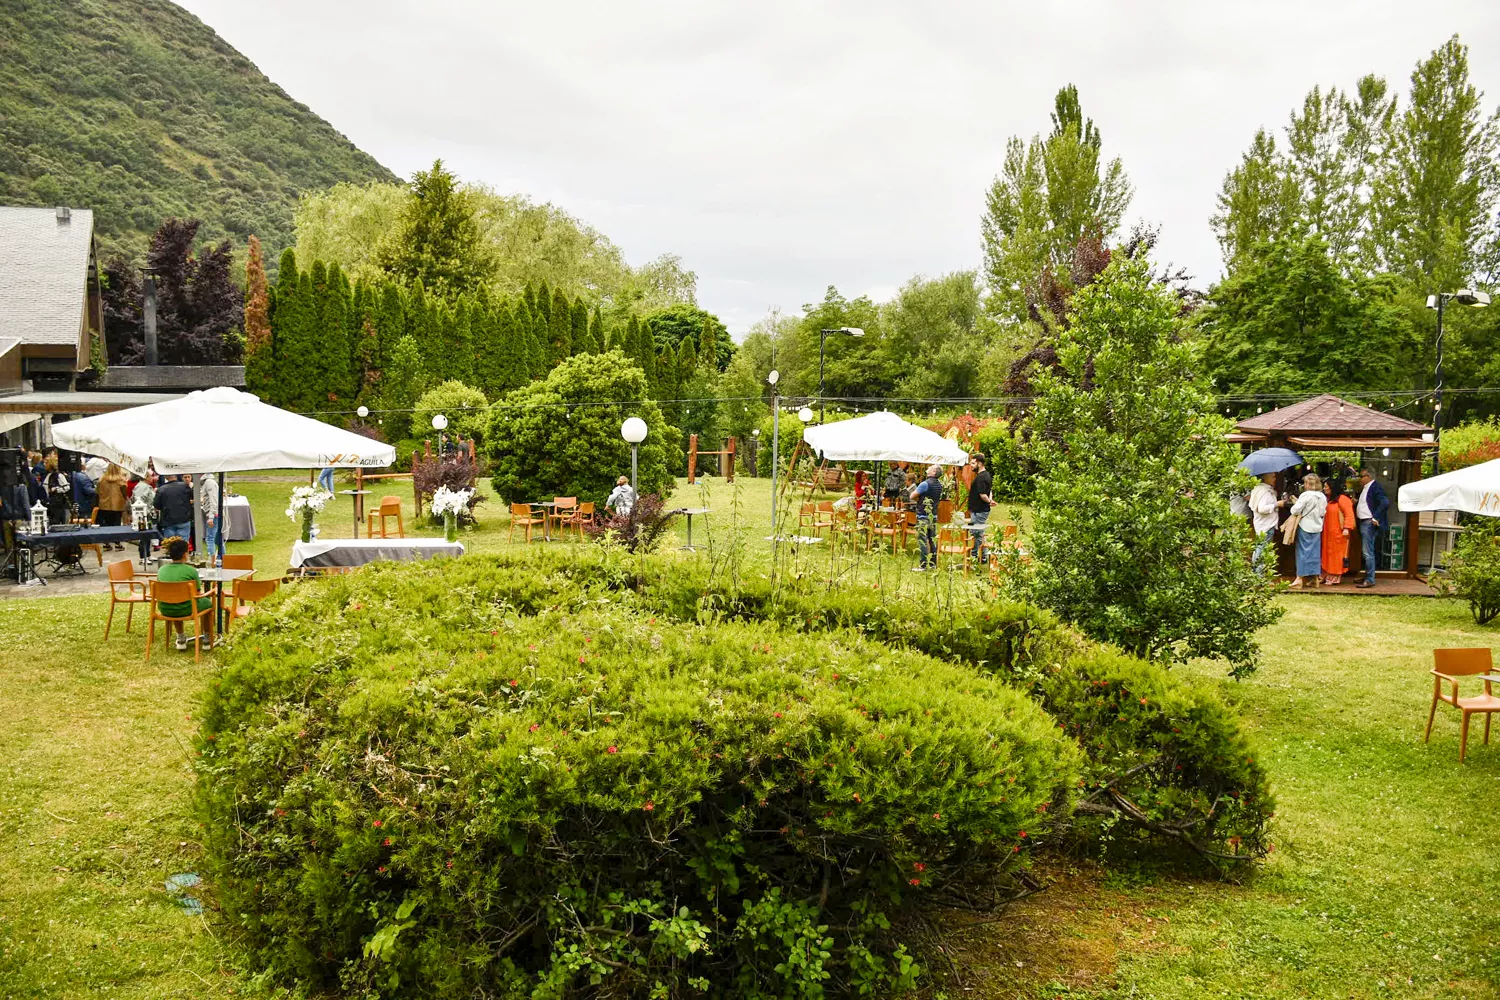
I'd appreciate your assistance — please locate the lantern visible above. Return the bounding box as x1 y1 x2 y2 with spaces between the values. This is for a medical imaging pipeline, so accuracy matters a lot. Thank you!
30 501 48 535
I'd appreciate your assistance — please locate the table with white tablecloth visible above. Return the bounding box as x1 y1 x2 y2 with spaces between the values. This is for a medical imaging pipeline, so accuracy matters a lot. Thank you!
289 537 465 569
223 495 256 541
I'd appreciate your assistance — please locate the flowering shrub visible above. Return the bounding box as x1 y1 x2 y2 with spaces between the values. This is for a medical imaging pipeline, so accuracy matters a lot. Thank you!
411 453 486 523
196 559 1078 998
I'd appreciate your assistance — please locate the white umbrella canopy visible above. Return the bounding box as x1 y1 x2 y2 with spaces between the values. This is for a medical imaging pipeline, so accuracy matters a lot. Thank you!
51 387 395 476
1398 457 1500 517
802 411 969 465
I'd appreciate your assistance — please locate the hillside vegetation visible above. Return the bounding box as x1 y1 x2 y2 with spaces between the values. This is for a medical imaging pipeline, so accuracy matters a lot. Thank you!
0 0 396 256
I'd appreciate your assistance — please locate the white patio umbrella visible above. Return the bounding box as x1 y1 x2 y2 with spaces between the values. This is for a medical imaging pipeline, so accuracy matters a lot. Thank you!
1397 457 1500 517
53 387 396 571
801 411 968 465
51 387 394 475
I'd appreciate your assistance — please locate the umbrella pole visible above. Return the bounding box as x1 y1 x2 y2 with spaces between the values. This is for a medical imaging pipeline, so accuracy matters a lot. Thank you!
215 472 225 635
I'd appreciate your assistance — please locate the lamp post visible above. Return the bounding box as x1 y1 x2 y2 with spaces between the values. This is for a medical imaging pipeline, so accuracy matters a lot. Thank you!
620 416 648 494
818 327 864 423
1426 289 1490 474
357 405 369 419
768 370 780 531
432 413 448 456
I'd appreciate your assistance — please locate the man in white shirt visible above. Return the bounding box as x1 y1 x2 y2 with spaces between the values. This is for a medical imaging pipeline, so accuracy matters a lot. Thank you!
198 473 221 561
1353 467 1389 588
1248 472 1284 571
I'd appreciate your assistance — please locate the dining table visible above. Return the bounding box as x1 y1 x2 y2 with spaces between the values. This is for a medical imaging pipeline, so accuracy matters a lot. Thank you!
531 501 558 541
198 565 254 633
676 507 710 551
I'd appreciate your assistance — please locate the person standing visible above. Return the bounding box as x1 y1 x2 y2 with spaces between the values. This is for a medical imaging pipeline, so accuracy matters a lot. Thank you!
130 473 158 562
41 453 72 526
1248 472 1285 572
154 474 195 548
966 453 993 563
318 465 335 493
95 464 130 550
70 465 98 522
882 465 907 506
1287 473 1327 589
606 475 636 518
1319 478 1355 585
1353 467 1389 589
199 472 221 561
909 464 944 572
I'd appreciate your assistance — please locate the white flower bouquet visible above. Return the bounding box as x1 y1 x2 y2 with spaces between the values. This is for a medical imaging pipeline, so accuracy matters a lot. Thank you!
429 486 474 517
286 486 334 542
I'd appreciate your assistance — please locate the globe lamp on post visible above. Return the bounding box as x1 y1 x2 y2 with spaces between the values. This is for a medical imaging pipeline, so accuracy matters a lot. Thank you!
768 370 781 531
621 416 648 495
432 413 448 455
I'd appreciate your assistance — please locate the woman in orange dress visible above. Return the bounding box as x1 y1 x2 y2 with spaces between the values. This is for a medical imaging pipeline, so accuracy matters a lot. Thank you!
1320 478 1355 584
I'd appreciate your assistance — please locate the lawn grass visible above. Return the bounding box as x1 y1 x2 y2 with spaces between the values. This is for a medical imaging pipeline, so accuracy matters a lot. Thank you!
2 495 1496 998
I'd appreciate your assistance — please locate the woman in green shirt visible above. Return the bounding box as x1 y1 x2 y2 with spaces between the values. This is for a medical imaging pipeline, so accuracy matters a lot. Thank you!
157 537 215 651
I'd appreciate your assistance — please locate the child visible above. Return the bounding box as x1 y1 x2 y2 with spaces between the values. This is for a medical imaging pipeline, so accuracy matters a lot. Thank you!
156 537 216 650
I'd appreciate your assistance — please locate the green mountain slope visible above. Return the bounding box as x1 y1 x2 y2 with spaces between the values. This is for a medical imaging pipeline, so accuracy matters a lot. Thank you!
0 0 397 256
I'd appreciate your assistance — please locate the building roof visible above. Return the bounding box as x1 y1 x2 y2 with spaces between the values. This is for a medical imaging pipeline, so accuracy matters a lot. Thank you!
88 365 246 390
0 206 95 347
0 390 183 415
1235 394 1430 436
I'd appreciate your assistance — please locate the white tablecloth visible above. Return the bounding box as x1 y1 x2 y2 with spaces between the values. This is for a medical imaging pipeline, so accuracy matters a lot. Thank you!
223 495 255 541
289 537 465 568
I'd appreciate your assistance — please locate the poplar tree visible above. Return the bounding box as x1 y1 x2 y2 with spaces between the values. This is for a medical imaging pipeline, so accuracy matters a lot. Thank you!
472 297 507 399
571 297 593 354
549 287 572 364
589 307 606 355
319 263 352 409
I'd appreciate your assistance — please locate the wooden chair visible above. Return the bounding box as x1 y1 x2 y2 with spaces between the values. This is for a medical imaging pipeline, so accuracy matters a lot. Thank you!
798 502 818 535
549 497 578 537
366 495 405 538
1426 648 1499 762
866 509 902 553
828 508 859 548
72 509 105 568
936 499 955 527
145 580 214 663
222 553 254 576
104 558 150 639
814 501 835 535
936 525 970 572
222 578 279 634
902 511 917 552
577 501 597 531
509 503 544 543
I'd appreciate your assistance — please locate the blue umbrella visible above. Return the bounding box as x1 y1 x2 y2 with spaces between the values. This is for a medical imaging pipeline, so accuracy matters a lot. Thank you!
1238 447 1304 475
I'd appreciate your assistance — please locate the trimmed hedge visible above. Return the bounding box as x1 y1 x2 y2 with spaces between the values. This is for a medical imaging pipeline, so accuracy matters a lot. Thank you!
197 562 1079 998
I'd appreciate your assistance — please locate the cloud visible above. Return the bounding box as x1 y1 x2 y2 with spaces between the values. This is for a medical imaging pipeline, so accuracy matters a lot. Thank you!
180 0 1500 332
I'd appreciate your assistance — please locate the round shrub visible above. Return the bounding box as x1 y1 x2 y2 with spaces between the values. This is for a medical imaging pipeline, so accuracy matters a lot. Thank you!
412 380 489 444
1036 649 1275 867
196 558 1079 998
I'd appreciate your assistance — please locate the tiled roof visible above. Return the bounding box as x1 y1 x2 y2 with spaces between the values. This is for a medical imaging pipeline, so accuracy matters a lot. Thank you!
1235 394 1430 435
89 366 246 390
0 207 94 347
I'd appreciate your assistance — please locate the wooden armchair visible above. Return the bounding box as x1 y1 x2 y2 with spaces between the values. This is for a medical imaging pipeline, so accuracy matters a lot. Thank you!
223 578 279 634
1426 648 1498 762
936 525 970 572
797 502 818 535
549 497 578 537
509 503 544 543
814 501 835 535
866 509 903 553
104 558 150 639
145 580 214 663
577 502 597 532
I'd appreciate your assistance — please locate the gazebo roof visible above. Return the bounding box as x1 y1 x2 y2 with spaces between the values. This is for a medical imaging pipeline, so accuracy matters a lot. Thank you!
1235 394 1430 437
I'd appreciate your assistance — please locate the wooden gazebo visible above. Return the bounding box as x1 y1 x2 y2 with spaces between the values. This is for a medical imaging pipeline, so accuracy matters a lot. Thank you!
1233 394 1432 580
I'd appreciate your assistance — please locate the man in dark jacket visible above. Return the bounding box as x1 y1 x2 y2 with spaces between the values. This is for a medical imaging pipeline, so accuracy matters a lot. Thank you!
909 464 944 572
154 475 195 547
1353 467 1390 588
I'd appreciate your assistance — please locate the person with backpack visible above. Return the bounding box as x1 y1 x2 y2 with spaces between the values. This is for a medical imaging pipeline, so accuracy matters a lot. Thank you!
41 453 72 526
909 464 944 572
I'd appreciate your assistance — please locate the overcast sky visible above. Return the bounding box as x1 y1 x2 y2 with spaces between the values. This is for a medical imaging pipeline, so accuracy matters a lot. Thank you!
180 0 1500 334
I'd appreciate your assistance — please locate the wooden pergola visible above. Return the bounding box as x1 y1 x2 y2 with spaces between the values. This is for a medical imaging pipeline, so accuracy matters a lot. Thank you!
1234 394 1432 579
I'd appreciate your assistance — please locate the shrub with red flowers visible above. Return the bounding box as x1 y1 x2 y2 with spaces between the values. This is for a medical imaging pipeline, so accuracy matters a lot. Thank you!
195 558 1079 999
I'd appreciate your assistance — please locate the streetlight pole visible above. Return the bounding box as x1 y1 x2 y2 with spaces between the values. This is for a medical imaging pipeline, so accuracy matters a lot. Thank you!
818 327 864 424
1426 289 1491 474
768 370 780 532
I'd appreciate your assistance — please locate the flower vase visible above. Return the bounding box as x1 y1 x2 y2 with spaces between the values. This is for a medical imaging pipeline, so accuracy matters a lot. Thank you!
444 511 458 543
301 509 314 543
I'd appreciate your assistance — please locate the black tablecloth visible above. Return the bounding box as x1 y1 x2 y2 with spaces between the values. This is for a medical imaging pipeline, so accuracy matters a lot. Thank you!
16 527 161 548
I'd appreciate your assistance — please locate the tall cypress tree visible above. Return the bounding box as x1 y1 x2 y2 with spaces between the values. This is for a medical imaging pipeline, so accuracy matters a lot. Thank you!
534 281 552 328
517 300 545 379
570 298 593 354
406 279 437 379
319 263 353 410
280 270 318 412
549 287 572 364
588 307 606 355
471 296 505 398
657 341 682 426
441 295 475 386
264 249 300 409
